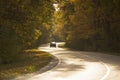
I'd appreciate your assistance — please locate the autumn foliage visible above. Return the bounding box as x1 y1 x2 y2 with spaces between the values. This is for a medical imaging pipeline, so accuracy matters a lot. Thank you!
59 0 120 52
0 0 54 64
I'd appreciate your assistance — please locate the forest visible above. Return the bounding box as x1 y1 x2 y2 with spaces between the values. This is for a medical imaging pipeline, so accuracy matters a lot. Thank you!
0 0 120 64
0 0 55 64
56 0 120 52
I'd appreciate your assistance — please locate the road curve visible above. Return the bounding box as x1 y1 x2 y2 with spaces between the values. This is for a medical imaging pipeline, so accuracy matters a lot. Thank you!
14 43 120 80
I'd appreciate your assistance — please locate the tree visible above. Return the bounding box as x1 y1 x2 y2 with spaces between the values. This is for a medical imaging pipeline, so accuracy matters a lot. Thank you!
60 0 120 52
0 0 55 64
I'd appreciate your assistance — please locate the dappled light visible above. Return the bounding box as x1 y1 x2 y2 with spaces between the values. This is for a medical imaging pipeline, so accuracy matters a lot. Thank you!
24 44 112 80
0 0 120 80
0 49 53 80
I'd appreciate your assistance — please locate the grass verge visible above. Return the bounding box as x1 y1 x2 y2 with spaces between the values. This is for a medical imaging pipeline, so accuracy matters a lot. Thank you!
57 42 66 48
0 49 53 80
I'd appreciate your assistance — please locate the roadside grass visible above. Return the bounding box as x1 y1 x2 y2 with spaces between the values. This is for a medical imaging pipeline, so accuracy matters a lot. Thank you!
57 42 66 48
0 49 53 80
58 42 120 56
99 51 120 56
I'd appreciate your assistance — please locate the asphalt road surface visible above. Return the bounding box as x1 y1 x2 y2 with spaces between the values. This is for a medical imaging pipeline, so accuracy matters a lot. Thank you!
14 43 120 80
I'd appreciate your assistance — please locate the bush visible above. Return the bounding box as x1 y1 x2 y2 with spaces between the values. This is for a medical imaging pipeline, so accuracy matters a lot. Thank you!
0 27 22 64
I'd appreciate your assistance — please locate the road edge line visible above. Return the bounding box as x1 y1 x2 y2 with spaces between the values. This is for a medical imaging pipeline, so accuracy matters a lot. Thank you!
100 63 110 80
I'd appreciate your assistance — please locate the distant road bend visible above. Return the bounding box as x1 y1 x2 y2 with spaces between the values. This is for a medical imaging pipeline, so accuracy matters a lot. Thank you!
14 42 120 80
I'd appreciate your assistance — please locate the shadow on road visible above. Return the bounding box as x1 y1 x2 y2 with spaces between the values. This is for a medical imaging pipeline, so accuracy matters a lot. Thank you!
54 59 85 72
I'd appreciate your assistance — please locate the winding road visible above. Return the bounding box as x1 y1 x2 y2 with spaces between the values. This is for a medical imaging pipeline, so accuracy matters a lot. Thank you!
14 43 120 80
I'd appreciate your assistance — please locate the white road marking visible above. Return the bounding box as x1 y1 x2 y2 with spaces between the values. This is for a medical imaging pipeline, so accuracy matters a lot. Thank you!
100 63 110 80
84 54 111 80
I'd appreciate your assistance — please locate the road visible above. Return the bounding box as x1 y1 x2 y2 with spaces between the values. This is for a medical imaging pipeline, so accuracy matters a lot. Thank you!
14 43 120 80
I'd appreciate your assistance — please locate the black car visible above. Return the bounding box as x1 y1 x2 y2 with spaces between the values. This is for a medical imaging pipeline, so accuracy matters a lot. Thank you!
50 42 56 48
